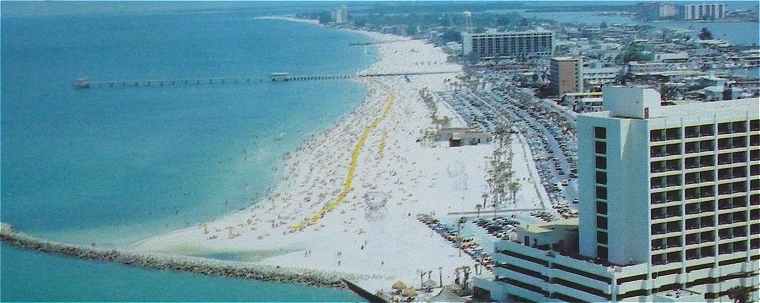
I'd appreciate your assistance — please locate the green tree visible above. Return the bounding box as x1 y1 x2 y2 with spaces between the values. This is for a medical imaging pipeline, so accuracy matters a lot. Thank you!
698 27 714 40
726 286 751 303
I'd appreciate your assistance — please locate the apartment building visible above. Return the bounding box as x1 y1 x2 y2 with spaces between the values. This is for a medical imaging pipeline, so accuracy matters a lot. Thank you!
474 87 759 302
462 31 553 60
582 67 620 91
550 57 583 96
680 3 726 20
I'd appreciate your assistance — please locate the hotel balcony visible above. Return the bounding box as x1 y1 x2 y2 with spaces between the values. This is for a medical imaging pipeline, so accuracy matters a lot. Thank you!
718 137 748 151
751 210 760 221
650 144 682 158
733 121 748 133
685 141 715 154
650 129 681 142
685 125 715 139
718 123 733 135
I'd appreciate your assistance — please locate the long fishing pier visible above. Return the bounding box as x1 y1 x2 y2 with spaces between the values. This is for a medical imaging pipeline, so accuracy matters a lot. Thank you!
73 70 460 89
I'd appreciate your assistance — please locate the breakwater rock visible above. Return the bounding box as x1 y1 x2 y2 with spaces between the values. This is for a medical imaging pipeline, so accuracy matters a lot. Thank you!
0 223 385 289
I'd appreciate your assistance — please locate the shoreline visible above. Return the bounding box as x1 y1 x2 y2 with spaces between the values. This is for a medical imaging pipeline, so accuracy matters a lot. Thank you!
2 16 479 295
130 22 479 293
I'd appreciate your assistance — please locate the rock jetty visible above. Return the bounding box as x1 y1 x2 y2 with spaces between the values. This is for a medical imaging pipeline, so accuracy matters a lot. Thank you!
0 223 383 289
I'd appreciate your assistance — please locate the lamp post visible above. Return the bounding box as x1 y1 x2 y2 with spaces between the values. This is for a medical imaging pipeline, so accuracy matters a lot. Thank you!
438 266 443 288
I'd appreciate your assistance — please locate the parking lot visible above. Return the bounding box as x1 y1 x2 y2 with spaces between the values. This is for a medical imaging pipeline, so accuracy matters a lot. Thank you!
438 83 580 218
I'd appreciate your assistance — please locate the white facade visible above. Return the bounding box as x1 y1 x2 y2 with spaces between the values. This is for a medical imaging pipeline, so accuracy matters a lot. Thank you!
462 31 553 59
583 67 620 88
659 3 678 18
475 88 760 302
681 3 726 20
627 61 689 76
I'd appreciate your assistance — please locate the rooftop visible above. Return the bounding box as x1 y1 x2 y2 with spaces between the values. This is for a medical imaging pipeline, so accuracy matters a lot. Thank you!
465 30 552 37
521 218 578 234
586 87 759 122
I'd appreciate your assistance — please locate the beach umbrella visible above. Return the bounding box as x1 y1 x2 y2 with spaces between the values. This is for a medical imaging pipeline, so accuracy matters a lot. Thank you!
392 280 407 290
402 287 417 297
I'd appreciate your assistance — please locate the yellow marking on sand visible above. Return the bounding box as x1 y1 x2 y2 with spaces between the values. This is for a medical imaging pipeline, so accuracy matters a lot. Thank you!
378 130 388 159
290 93 396 232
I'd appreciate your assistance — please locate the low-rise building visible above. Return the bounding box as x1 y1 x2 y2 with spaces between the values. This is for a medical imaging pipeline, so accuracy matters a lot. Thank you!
435 127 491 147
583 67 620 90
626 61 689 76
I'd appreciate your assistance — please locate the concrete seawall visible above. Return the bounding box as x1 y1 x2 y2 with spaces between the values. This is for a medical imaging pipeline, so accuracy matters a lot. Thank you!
0 223 382 290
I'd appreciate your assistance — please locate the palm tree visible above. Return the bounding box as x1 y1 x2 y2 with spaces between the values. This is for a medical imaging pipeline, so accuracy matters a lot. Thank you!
508 181 521 205
726 286 751 303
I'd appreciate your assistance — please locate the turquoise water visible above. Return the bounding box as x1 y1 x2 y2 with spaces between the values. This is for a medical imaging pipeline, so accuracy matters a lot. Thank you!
1 3 374 244
2 2 369 301
0 244 360 302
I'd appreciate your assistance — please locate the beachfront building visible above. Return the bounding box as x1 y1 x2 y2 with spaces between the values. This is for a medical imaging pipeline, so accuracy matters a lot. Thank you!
550 57 583 96
474 86 760 302
680 3 726 20
462 31 553 60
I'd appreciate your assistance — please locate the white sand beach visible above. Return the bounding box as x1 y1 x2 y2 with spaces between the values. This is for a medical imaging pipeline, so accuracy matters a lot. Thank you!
132 29 550 292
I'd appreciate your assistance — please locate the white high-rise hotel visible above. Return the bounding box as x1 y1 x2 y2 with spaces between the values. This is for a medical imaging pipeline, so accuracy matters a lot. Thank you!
462 31 553 60
475 87 759 302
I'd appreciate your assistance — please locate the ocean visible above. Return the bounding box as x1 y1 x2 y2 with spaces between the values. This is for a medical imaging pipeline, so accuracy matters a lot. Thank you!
1 2 371 301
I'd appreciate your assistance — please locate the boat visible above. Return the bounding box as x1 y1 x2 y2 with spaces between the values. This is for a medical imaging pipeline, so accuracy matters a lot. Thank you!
270 72 290 81
73 78 90 89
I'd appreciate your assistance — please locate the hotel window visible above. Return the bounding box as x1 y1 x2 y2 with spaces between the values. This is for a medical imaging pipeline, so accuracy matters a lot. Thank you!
685 126 699 138
595 141 606 154
597 246 608 260
718 122 732 135
732 121 747 133
666 128 681 140
597 216 608 230
596 201 607 214
651 129 664 142
700 124 715 136
596 171 607 185
597 232 608 245
596 156 607 170
596 186 607 200
595 127 606 139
